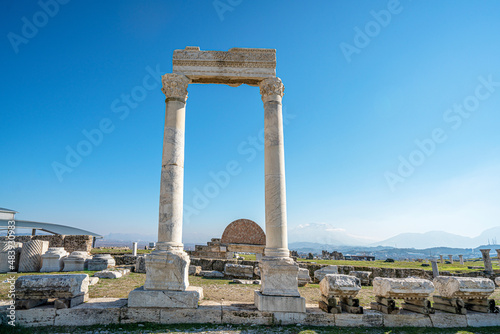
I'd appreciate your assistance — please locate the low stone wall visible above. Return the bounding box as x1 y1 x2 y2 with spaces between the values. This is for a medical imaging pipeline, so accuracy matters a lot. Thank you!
0 235 93 254
113 255 138 266
2 298 500 328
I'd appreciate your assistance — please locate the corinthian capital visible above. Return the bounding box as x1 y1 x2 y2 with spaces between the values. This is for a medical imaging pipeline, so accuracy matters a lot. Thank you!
259 77 284 102
161 73 190 101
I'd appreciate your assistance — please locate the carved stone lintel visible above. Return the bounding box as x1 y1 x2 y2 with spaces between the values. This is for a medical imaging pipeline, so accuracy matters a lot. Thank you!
260 77 284 102
161 73 190 101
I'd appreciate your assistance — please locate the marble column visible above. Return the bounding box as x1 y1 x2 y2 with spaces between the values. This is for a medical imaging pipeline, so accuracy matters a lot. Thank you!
132 242 137 256
459 254 464 265
128 73 202 308
431 260 439 278
439 255 444 264
496 249 500 267
480 249 493 274
255 77 305 313
448 255 453 264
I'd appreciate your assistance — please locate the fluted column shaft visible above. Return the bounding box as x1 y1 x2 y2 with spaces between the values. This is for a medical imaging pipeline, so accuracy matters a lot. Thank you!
260 77 289 258
157 73 189 251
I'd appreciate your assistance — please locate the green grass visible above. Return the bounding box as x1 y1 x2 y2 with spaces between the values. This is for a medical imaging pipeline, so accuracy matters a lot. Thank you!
297 259 499 273
2 323 500 334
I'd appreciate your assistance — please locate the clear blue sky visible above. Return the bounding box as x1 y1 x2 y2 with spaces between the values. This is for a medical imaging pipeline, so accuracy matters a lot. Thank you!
1 0 500 244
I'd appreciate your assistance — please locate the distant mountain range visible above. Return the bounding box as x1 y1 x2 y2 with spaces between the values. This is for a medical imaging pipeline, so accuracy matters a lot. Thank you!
288 223 500 249
98 224 500 250
373 227 500 249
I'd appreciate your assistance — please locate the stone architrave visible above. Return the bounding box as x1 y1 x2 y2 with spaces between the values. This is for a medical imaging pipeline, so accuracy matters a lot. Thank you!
41 247 68 272
15 274 89 309
373 277 434 299
0 241 22 273
63 251 90 272
18 240 49 272
16 274 89 299
448 255 453 264
480 249 493 274
439 255 444 264
298 268 312 287
459 255 464 265
314 265 339 283
87 254 115 271
320 274 361 298
433 276 495 299
431 260 439 278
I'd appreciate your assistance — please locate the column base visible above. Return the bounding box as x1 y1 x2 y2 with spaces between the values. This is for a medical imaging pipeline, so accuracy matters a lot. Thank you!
128 286 203 308
254 291 305 313
145 249 190 291
260 256 300 297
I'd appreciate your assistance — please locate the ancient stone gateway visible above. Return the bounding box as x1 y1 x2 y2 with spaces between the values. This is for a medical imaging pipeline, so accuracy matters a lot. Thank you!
221 219 266 260
128 47 304 312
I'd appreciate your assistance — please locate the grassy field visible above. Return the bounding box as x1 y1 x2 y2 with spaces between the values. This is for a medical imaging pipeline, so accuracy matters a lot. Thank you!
297 258 499 273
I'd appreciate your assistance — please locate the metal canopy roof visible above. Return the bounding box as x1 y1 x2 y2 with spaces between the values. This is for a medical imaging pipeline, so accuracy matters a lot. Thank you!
0 219 102 238
0 207 17 213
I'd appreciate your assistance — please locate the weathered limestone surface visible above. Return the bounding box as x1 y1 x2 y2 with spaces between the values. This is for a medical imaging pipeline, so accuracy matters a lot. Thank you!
433 276 495 299
254 291 305 313
15 274 89 299
93 270 125 279
259 257 299 297
128 286 203 308
145 250 190 290
224 263 253 279
41 247 68 272
63 251 90 272
459 255 464 265
18 240 49 272
373 277 434 299
298 267 312 287
189 265 202 276
200 270 224 278
173 47 276 86
135 255 146 273
87 254 115 271
349 271 372 286
320 274 361 298
314 265 339 283
0 241 22 273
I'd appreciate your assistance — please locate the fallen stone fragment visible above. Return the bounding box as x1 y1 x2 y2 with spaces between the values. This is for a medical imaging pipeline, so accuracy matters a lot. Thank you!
373 277 434 299
433 276 495 299
320 274 361 298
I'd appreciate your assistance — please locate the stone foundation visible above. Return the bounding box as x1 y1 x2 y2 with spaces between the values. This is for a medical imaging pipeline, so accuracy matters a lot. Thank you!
4 298 500 327
128 286 203 308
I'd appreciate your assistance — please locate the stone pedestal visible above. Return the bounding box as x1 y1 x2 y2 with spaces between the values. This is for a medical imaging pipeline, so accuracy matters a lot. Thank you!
480 249 493 274
128 286 203 308
41 247 68 272
63 251 90 272
19 240 49 272
144 249 190 291
459 255 464 265
260 257 300 297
